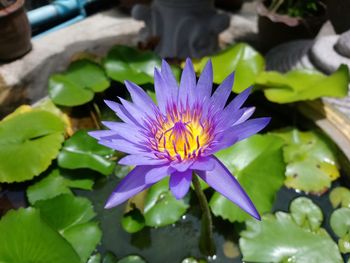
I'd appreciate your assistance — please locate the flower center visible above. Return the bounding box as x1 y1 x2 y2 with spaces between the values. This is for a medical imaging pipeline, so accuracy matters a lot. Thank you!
151 104 212 161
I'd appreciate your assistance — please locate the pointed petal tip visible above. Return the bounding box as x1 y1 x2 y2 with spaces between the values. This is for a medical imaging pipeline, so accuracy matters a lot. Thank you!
104 200 115 209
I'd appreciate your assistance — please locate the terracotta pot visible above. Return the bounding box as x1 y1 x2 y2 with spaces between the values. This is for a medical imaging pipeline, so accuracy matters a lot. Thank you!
0 0 32 62
324 0 350 34
257 1 327 51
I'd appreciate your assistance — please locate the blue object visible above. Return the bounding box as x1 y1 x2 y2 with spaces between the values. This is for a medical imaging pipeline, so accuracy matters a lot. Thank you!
28 0 88 37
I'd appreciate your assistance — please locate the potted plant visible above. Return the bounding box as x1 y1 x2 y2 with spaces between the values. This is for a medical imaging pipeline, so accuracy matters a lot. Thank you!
0 0 31 62
257 0 327 51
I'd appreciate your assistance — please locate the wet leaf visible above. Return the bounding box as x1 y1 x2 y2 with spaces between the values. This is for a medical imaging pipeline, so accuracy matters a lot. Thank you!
104 45 161 84
196 43 265 92
181 258 206 263
273 129 340 194
330 187 350 208
58 130 115 176
118 255 146 263
121 208 145 233
144 178 189 227
256 65 349 103
103 252 118 263
210 135 285 222
0 208 81 263
35 194 101 262
49 59 110 106
0 110 65 183
27 168 94 205
338 233 350 254
290 197 323 231
240 212 342 262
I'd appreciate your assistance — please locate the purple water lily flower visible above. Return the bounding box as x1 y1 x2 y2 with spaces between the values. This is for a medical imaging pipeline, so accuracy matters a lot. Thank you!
89 59 270 220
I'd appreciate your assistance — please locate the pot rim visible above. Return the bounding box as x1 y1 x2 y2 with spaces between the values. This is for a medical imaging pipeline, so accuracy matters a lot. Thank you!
0 0 25 18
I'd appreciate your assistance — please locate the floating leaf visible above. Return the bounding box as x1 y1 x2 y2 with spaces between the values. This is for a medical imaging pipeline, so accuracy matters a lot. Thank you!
88 254 102 263
290 197 323 231
240 212 342 262
0 208 81 263
330 187 350 208
338 233 350 254
273 129 340 194
196 43 265 92
103 252 118 263
144 178 189 227
118 255 146 263
49 59 110 106
27 168 94 205
330 208 350 238
210 135 285 222
181 258 206 263
35 194 101 262
58 130 115 176
0 110 65 183
256 65 349 103
121 208 145 234
104 45 161 84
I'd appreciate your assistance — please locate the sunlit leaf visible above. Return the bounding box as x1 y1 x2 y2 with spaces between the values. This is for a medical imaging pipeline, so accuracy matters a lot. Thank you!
0 208 81 263
35 194 101 262
240 212 342 262
0 110 65 183
330 208 350 238
256 65 349 103
121 208 145 233
272 129 340 194
330 187 350 208
144 178 189 227
104 45 161 84
27 168 94 205
58 130 115 176
196 43 265 92
88 254 102 263
290 197 323 231
49 59 110 106
210 135 285 222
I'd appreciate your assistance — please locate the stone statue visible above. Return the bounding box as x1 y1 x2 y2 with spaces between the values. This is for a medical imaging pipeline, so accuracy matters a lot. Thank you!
131 0 230 58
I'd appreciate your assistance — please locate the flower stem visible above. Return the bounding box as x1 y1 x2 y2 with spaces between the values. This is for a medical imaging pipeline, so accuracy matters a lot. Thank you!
192 173 216 256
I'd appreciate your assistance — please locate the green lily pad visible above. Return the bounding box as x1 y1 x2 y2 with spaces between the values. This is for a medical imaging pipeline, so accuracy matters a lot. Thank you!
35 194 101 262
144 178 189 227
104 45 161 84
118 255 146 263
256 65 349 103
330 208 350 238
181 258 206 263
240 212 342 262
27 168 94 205
121 208 145 233
196 43 265 92
49 59 110 106
290 197 323 231
273 129 340 194
0 208 81 263
330 187 350 208
0 110 65 183
103 252 118 263
88 254 102 263
210 134 285 222
58 130 115 176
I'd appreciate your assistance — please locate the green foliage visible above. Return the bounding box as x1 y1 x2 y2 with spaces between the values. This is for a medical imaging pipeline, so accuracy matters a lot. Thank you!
330 208 350 254
240 209 342 262
290 197 323 231
196 43 265 93
330 187 350 208
58 130 115 176
0 208 81 263
272 129 340 194
210 135 285 222
256 65 349 103
27 168 94 205
143 178 190 227
0 110 65 183
268 0 323 18
121 208 145 234
104 45 161 84
118 255 146 263
49 59 110 106
34 194 102 262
